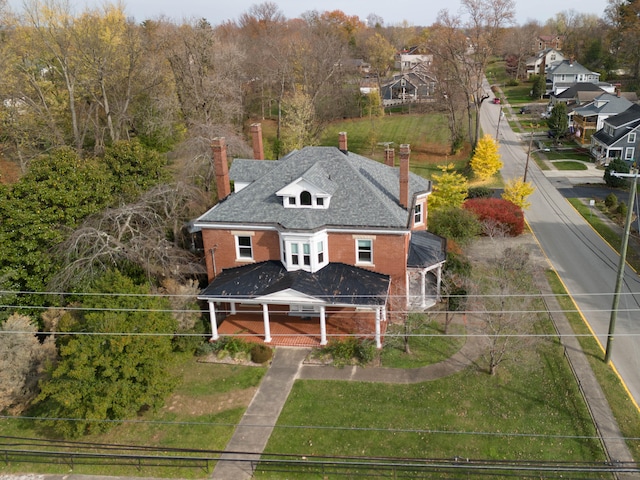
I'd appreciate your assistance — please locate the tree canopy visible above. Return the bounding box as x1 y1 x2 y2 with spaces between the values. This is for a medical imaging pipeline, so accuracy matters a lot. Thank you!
35 270 178 438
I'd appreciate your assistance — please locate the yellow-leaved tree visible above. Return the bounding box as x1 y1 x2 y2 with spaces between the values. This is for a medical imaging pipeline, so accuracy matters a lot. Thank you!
427 163 468 212
470 134 502 180
502 177 535 209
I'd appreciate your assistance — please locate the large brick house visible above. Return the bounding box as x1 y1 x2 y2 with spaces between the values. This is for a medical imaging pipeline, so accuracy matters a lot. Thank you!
194 126 446 348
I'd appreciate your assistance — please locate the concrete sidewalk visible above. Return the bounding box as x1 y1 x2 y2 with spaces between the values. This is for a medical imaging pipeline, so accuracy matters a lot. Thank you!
210 347 309 480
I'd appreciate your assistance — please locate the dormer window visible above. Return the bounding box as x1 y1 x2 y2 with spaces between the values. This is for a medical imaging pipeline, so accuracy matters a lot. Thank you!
300 191 312 206
276 180 332 209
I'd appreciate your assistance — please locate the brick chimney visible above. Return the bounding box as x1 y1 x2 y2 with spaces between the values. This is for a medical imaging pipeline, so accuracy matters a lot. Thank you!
212 138 231 201
250 123 265 160
339 131 348 153
399 144 410 209
384 147 395 167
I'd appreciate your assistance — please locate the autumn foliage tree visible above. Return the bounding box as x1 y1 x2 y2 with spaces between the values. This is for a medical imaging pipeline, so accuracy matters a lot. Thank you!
470 134 503 180
464 198 524 236
502 177 535 209
427 163 469 212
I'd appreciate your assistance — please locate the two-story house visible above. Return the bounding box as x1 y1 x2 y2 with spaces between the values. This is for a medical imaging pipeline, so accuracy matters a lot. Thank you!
546 60 600 96
572 93 635 145
380 63 437 104
591 104 640 165
194 127 446 348
526 48 564 78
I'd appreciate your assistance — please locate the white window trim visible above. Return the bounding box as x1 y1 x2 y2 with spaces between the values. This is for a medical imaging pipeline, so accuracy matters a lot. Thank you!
280 231 329 272
234 233 254 261
355 238 374 265
628 132 636 144
625 147 635 160
414 203 424 226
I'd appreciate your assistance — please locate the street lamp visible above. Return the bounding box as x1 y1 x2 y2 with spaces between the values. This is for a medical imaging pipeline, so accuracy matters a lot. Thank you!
604 168 639 363
523 129 550 182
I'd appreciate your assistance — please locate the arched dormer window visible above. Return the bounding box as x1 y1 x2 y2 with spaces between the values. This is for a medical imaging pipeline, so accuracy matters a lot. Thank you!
300 190 312 206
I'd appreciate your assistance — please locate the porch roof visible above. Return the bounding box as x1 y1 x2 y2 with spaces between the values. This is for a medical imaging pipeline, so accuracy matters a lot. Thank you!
199 261 390 306
407 230 446 269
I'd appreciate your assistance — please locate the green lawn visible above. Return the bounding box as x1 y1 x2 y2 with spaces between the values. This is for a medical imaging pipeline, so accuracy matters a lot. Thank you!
257 319 605 478
380 318 466 368
552 160 589 171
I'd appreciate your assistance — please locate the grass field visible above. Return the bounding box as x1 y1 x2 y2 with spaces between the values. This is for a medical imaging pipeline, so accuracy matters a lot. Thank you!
258 314 605 478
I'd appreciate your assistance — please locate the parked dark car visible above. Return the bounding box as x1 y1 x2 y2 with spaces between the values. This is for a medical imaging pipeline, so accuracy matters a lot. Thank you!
519 106 530 114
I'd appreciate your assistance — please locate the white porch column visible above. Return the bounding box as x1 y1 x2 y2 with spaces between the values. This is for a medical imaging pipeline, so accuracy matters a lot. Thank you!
319 306 327 345
421 270 427 308
230 302 236 315
382 304 387 322
262 303 272 343
375 307 382 349
208 300 219 341
436 264 443 301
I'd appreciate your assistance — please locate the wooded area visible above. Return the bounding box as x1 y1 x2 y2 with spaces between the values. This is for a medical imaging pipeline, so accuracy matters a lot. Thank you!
1 0 640 435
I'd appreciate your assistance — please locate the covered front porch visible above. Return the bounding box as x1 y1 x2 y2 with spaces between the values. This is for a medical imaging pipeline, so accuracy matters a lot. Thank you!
198 261 391 348
213 308 384 347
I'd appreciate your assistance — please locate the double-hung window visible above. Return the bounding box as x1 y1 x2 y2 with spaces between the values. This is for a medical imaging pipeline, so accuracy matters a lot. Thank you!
357 239 373 264
236 235 253 260
414 203 423 225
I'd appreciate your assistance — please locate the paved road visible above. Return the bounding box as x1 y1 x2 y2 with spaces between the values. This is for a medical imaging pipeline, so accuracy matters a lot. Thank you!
481 91 640 407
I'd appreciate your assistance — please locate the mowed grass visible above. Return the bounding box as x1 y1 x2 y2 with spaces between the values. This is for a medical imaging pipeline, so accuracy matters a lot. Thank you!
0 357 266 478
258 325 605 478
380 318 466 368
552 160 589 171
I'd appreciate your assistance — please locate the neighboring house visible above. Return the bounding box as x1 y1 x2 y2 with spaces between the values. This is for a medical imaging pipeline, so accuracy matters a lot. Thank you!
193 126 446 348
526 48 564 78
572 93 635 145
591 104 640 165
550 82 607 108
535 34 564 51
380 63 437 104
394 47 433 72
546 60 600 96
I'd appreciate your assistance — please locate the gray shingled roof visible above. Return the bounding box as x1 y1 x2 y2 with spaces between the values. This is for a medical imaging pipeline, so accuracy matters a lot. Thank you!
573 93 634 117
196 146 431 230
549 60 598 77
552 82 604 100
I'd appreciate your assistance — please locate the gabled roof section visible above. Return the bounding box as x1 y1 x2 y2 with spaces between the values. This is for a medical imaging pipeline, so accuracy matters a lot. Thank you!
606 103 640 128
553 82 604 100
549 60 598 77
407 231 447 268
199 261 390 306
196 146 431 230
278 162 338 196
573 93 633 117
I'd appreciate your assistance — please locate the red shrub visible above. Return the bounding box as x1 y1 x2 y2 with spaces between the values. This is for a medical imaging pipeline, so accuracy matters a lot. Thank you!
463 198 524 236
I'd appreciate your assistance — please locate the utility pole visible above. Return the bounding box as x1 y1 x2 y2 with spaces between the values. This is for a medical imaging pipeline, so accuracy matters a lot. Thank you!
524 129 534 182
605 168 639 363
496 107 503 139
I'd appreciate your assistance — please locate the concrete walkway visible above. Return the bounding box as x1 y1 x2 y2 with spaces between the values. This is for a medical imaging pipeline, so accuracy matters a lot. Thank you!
210 348 309 480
